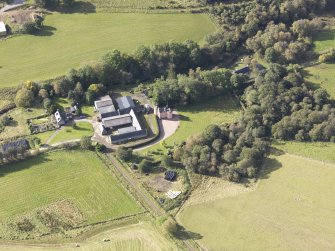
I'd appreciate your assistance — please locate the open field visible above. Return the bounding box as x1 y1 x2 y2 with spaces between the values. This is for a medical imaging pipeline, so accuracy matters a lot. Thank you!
273 140 335 163
313 29 335 52
303 63 335 98
0 150 143 239
48 121 93 144
141 95 241 154
0 12 215 87
178 154 335 251
0 222 177 251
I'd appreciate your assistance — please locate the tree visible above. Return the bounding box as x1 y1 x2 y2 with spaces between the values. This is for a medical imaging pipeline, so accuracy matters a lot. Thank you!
38 89 49 99
15 88 34 107
116 146 133 161
139 159 152 173
62 0 74 7
162 218 178 236
35 0 60 8
80 136 92 150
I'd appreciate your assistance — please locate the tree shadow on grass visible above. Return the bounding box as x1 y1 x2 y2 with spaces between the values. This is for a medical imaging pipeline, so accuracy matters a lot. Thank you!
0 153 51 177
178 114 191 121
313 30 335 42
34 26 57 37
258 157 282 180
175 225 202 241
60 1 96 14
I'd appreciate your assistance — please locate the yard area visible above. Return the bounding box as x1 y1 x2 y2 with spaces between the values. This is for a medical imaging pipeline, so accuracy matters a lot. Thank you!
178 154 335 251
0 150 143 239
0 12 215 87
141 95 241 154
0 107 46 141
48 121 93 144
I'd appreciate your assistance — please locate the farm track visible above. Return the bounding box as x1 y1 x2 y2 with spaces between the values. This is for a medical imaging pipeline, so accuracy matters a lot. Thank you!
104 153 164 217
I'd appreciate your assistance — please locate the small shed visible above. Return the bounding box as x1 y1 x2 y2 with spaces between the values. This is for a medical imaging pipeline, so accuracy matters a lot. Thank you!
165 170 176 181
234 66 250 74
0 22 7 37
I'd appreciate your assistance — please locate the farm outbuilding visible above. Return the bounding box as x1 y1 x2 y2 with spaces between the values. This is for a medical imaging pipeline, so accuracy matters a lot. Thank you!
0 22 7 37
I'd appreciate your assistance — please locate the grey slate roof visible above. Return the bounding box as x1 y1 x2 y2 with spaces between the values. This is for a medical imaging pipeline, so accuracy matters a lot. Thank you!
102 114 132 128
118 126 136 134
1 139 29 153
116 96 135 111
94 99 114 109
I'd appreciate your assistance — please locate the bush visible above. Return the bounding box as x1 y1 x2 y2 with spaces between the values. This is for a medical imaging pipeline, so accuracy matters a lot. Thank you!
80 136 92 150
138 159 152 173
95 143 106 152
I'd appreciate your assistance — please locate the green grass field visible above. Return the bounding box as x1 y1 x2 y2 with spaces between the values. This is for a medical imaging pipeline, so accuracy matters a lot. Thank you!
0 12 215 87
0 150 142 223
141 96 241 154
272 140 335 163
313 29 335 52
49 121 93 144
304 63 335 98
178 154 335 251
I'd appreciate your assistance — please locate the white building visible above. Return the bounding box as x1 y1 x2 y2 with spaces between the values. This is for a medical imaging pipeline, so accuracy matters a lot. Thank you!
0 22 7 37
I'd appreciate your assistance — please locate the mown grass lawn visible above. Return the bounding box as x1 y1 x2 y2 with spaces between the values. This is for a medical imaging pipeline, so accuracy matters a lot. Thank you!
0 150 142 223
303 63 335 98
0 12 215 87
141 95 241 154
178 154 335 251
49 121 93 144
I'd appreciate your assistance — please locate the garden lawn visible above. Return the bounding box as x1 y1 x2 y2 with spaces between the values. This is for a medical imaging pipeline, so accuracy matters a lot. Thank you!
0 150 142 223
304 63 335 98
49 121 93 144
272 140 335 163
178 154 335 251
141 95 241 154
0 12 215 87
313 29 335 53
0 107 45 141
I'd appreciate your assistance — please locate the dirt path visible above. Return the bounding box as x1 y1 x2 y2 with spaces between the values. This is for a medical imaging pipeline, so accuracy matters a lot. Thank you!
45 127 64 145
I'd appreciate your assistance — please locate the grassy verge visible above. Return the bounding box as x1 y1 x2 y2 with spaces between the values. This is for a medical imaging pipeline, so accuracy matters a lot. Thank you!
178 154 335 251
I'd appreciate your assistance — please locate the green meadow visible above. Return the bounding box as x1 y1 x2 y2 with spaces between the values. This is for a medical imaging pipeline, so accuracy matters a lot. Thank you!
0 12 215 87
178 154 335 251
0 150 142 223
313 29 335 52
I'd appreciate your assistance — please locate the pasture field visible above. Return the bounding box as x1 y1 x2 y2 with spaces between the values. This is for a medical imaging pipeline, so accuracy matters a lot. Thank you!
313 29 335 52
0 222 177 251
141 95 241 154
0 150 143 239
303 63 335 98
273 140 335 163
178 154 335 251
0 12 215 87
48 121 93 144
